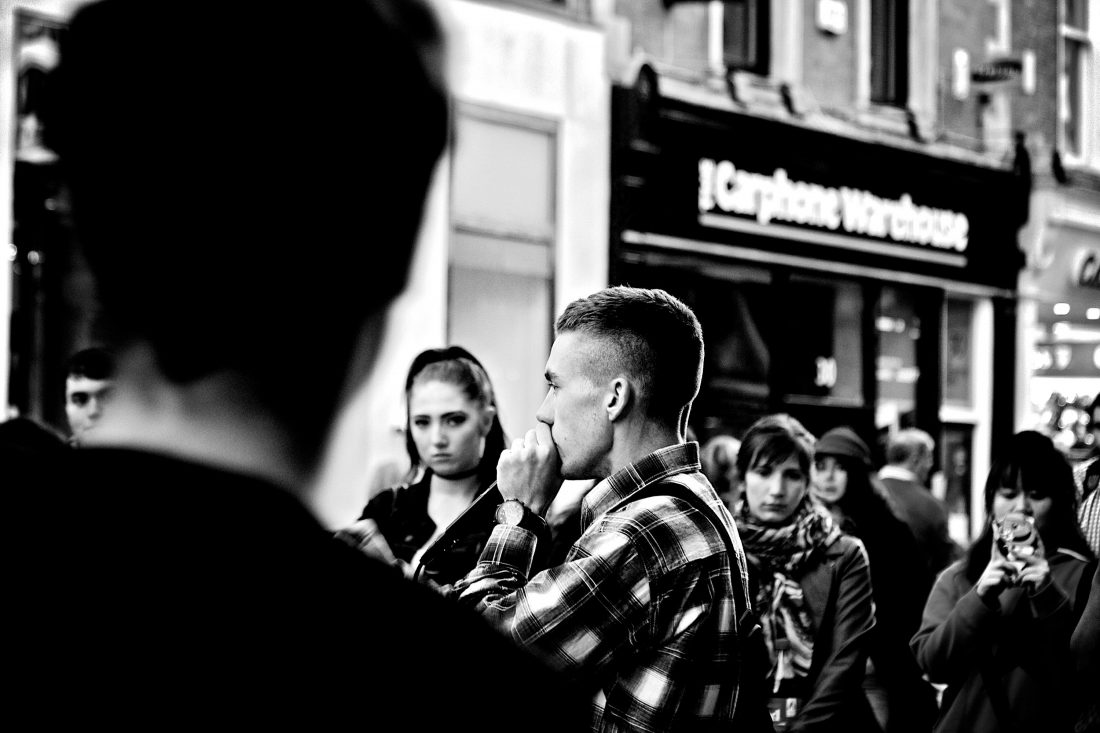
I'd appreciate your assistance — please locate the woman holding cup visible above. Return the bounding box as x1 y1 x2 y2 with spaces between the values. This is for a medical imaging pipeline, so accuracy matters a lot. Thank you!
911 430 1096 733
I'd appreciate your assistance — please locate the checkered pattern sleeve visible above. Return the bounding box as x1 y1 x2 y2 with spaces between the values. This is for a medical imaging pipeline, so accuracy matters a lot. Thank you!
454 519 653 679
1081 488 1100 558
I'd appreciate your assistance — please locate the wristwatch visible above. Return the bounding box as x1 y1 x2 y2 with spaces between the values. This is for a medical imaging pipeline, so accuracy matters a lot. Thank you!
494 499 529 526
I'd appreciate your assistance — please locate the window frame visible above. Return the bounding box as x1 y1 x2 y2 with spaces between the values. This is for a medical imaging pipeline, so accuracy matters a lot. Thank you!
869 0 909 106
1059 0 1094 165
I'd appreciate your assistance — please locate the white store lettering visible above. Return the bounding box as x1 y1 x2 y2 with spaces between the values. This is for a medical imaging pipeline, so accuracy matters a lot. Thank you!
698 158 970 252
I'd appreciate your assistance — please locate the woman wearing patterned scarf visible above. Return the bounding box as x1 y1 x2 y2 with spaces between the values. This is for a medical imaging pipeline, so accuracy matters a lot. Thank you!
734 414 879 732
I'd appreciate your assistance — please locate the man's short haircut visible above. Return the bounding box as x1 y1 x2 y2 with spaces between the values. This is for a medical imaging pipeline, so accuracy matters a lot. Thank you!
66 347 115 382
886 428 935 466
47 0 449 459
555 286 704 425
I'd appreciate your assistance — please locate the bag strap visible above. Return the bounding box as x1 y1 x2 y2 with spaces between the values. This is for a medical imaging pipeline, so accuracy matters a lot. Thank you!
607 476 752 619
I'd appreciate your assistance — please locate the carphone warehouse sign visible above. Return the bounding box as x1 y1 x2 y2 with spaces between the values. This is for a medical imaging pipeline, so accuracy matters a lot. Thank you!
698 158 971 258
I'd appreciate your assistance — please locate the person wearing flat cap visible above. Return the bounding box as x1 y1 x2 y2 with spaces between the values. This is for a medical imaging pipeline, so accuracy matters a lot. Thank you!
812 427 937 733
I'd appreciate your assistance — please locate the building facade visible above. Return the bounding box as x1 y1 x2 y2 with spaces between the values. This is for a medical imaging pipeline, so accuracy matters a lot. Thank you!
602 0 1035 541
1010 0 1100 460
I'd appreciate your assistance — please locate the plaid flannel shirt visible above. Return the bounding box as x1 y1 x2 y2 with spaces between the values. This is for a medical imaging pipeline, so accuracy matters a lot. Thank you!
453 443 747 732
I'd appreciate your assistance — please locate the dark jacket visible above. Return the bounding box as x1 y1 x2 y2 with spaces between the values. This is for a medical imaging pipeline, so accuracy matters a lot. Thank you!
360 472 497 585
835 494 938 732
912 550 1095 733
8 448 588 729
749 533 879 732
881 475 959 577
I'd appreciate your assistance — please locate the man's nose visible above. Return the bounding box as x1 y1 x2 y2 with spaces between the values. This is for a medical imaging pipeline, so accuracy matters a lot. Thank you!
535 391 553 426
87 398 102 418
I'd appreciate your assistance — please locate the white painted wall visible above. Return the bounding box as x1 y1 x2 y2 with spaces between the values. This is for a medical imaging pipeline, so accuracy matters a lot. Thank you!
312 0 609 527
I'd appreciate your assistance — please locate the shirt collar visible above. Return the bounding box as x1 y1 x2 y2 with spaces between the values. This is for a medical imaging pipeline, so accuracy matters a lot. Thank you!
878 464 919 483
581 442 701 529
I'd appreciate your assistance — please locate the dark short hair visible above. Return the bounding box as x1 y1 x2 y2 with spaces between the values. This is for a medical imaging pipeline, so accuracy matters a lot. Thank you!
736 413 816 480
403 346 507 487
555 287 704 425
66 347 115 382
47 0 449 461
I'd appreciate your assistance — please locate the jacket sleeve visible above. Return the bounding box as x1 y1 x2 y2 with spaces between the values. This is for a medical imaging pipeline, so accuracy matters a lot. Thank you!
910 563 997 683
794 538 876 731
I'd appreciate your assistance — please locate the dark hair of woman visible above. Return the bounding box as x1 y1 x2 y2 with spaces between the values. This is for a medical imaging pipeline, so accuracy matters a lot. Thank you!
403 345 507 489
736 413 815 480
964 430 1095 584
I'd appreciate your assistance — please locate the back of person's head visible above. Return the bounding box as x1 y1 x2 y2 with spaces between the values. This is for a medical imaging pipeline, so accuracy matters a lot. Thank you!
701 434 741 495
886 428 934 467
66 347 115 382
403 347 507 486
737 413 816 479
47 0 449 461
555 287 704 427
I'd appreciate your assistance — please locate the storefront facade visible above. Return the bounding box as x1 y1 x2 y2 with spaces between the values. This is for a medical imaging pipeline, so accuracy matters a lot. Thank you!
611 84 1026 541
1016 184 1100 458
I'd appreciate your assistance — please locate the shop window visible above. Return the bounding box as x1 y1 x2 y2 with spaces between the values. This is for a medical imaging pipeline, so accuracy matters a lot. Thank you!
723 0 770 74
449 109 555 435
781 275 864 406
875 286 920 430
943 298 974 407
1060 0 1092 162
870 0 908 105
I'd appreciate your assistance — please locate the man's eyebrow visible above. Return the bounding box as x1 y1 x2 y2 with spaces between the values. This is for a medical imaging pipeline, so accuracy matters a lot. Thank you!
545 369 560 383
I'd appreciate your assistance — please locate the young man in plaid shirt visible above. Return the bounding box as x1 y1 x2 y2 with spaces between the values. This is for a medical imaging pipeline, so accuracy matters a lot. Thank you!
453 286 751 731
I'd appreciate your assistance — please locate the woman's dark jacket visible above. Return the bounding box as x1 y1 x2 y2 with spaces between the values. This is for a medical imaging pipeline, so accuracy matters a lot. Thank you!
912 549 1095 733
748 533 879 732
359 473 497 586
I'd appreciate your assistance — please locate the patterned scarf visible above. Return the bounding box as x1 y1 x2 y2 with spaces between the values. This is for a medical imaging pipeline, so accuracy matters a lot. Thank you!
736 497 841 692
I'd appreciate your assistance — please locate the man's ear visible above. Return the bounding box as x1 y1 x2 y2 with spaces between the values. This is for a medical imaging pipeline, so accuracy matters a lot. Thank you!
605 377 633 423
479 405 497 436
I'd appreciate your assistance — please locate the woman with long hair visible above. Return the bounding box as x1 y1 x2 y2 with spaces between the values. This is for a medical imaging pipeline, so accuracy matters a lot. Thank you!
734 414 878 732
812 426 936 733
336 346 506 585
912 430 1097 733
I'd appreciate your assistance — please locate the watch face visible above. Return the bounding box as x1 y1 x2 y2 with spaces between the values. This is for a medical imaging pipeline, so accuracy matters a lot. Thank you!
495 500 526 525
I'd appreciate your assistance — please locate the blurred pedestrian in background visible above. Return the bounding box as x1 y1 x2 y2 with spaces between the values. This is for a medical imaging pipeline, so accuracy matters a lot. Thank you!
912 430 1096 733
10 0 586 727
63 346 114 446
1074 394 1100 557
702 432 742 511
812 426 937 733
735 414 878 732
336 346 507 584
879 428 960 577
